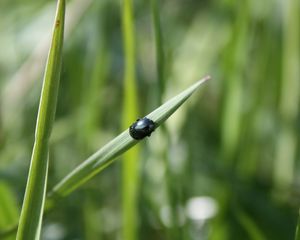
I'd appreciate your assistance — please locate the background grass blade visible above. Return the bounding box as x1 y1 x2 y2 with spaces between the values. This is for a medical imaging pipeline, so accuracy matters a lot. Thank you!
295 209 300 240
151 0 165 104
47 76 210 201
150 1 176 238
220 1 249 164
274 0 299 188
0 183 19 240
121 0 139 239
16 0 65 239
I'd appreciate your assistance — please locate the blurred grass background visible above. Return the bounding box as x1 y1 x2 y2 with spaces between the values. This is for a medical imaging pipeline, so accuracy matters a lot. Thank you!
0 0 299 239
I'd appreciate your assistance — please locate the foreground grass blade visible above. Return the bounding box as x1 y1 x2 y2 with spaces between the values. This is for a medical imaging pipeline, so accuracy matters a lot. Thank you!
48 76 210 200
121 0 139 239
16 1 65 239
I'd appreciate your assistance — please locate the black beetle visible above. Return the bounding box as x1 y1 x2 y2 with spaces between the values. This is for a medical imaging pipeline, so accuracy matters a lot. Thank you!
129 117 156 140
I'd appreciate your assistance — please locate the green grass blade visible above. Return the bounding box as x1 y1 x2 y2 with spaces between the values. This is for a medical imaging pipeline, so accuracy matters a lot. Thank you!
48 76 210 200
16 0 65 239
220 2 249 164
151 0 165 103
235 207 266 240
151 2 180 238
274 0 299 188
295 209 300 240
121 0 139 239
0 183 19 240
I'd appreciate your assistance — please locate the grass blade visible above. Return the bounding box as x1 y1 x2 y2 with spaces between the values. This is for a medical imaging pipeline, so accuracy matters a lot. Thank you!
0 183 19 240
295 209 300 240
16 0 65 239
274 0 300 188
48 76 210 200
121 0 139 239
151 0 165 104
151 2 182 238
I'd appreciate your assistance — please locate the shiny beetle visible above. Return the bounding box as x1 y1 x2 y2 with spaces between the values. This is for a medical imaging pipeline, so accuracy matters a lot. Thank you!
129 117 156 140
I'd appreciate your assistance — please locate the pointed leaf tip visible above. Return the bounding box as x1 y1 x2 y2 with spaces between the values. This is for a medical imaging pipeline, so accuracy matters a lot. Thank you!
147 75 211 125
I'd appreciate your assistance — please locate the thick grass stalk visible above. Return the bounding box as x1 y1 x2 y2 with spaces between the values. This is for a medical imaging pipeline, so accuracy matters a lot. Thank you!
121 0 139 239
16 0 65 239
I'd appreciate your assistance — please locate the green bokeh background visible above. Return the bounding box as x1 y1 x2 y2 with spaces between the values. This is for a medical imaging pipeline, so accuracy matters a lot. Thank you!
0 0 299 239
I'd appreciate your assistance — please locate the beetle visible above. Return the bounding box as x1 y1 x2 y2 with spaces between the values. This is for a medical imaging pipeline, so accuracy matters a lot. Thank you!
129 117 156 140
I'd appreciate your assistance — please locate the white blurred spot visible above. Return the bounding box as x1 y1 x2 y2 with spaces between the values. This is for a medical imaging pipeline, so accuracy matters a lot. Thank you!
42 223 65 240
186 196 218 221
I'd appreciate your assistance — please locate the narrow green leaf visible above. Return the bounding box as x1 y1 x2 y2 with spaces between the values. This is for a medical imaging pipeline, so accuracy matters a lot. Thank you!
16 1 65 239
151 0 165 103
48 76 210 200
295 209 300 240
235 207 266 240
0 183 19 240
